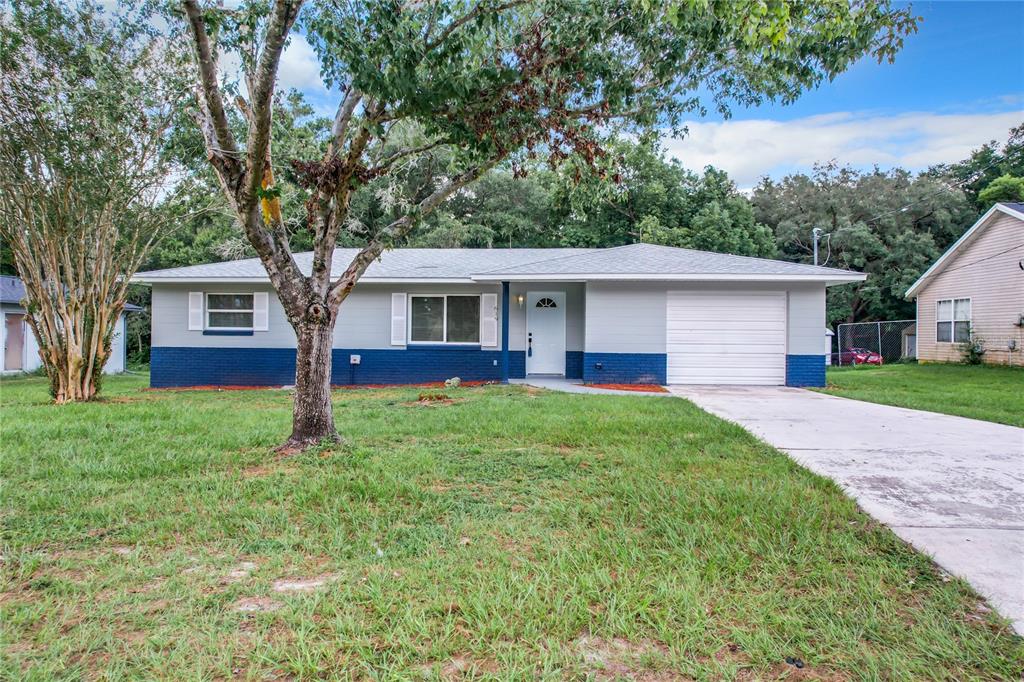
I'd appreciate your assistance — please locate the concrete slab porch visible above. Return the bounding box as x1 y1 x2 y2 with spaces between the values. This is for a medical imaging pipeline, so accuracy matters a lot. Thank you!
669 385 1024 634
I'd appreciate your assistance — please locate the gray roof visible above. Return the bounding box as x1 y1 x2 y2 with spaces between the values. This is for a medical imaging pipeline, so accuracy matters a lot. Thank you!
135 249 591 281
1001 201 1024 214
134 244 864 283
476 243 861 278
0 275 26 304
0 275 141 311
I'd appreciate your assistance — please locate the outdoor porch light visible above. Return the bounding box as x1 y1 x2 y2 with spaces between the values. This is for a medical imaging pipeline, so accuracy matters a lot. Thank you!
516 294 524 308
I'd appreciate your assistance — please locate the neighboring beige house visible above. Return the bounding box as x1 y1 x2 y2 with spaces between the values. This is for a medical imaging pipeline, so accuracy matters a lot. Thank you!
905 202 1024 366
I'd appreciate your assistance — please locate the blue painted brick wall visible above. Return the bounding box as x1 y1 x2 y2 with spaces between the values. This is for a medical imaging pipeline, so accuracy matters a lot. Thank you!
509 351 526 379
151 347 296 387
151 346 529 388
565 351 584 380
333 348 506 385
582 352 666 385
785 354 826 387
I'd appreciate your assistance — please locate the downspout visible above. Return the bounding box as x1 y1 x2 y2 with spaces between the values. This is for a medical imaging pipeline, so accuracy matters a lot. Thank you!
500 281 510 383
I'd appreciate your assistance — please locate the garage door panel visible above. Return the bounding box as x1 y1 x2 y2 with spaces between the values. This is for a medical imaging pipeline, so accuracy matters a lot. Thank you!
667 344 784 357
666 291 786 385
669 319 785 331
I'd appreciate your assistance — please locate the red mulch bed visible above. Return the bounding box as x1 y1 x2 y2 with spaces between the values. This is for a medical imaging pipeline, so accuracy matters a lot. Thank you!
586 383 669 393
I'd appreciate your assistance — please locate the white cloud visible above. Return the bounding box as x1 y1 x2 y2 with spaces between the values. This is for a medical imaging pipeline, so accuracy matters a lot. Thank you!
216 34 328 100
277 35 327 94
663 109 1023 189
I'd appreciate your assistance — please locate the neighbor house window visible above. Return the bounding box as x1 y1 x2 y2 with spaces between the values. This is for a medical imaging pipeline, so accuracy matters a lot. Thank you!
936 298 970 343
410 295 479 343
207 293 254 329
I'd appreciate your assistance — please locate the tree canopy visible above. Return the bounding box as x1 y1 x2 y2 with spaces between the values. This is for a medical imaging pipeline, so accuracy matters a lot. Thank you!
752 162 976 325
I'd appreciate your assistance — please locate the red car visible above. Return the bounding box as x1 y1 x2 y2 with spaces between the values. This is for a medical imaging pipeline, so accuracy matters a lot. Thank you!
834 348 883 365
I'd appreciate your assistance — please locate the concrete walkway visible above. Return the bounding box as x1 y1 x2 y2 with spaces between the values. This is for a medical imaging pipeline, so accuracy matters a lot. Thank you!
510 377 672 397
669 385 1024 634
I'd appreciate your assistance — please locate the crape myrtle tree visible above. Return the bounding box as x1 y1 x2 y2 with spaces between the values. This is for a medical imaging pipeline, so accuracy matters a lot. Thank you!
0 0 185 402
177 0 916 450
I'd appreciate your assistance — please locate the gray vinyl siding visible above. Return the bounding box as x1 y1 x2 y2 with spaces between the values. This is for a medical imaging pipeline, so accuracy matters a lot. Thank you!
508 282 584 352
153 281 590 352
786 284 827 355
584 281 826 356
152 284 297 348
585 282 667 353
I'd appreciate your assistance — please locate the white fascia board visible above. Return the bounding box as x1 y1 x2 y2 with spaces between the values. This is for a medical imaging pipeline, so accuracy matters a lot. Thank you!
471 273 866 283
131 276 478 285
904 203 1023 299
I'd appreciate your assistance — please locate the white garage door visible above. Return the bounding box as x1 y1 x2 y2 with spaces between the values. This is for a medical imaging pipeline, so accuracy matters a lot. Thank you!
667 291 786 385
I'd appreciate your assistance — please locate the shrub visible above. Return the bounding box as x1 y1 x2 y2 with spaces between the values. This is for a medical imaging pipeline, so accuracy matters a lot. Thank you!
959 329 986 365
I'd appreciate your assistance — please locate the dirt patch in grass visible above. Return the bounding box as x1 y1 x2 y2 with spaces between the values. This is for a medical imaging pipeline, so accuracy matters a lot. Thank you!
233 596 283 613
418 655 499 679
223 561 258 583
573 633 684 680
271 574 339 593
239 461 298 479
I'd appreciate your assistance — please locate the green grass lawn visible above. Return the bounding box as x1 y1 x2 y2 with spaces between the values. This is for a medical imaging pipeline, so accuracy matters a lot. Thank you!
820 363 1024 427
2 374 1020 680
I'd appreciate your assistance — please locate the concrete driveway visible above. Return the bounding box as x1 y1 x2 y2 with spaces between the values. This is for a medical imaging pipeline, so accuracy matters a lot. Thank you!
669 385 1024 634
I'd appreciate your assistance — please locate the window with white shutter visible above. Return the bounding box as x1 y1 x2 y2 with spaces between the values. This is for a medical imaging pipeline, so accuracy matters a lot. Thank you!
188 292 203 330
480 293 498 347
253 292 269 331
391 293 407 345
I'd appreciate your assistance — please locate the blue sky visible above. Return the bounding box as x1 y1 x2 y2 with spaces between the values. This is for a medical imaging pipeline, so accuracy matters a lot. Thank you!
662 1 1024 187
728 0 1023 120
267 1 1022 188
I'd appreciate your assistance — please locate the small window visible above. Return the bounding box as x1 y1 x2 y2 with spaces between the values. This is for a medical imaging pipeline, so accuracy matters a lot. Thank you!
936 298 970 343
410 295 480 344
535 297 557 308
207 293 254 329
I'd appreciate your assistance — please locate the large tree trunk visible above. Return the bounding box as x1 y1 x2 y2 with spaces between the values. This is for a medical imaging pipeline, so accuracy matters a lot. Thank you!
283 319 339 450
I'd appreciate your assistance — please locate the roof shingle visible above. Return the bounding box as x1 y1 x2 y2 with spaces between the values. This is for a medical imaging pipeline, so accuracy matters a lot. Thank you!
134 244 863 282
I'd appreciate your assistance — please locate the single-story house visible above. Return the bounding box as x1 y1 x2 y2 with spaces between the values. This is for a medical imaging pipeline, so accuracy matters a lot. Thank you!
905 202 1024 366
1 275 136 375
133 243 866 388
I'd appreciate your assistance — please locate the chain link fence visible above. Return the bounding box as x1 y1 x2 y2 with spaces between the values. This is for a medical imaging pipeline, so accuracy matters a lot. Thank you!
834 319 917 365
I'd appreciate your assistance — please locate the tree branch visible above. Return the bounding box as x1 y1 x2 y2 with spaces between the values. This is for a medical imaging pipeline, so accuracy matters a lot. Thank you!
245 0 302 205
328 87 363 158
326 158 501 308
424 0 528 52
368 140 445 174
181 0 239 168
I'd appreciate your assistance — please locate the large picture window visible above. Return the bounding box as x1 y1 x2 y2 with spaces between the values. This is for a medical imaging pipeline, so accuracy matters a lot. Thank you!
207 293 254 329
410 295 480 344
936 298 970 343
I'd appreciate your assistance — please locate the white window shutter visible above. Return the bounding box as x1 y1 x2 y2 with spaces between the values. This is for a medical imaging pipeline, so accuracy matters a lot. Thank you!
253 292 269 331
188 292 203 330
391 293 407 345
480 293 498 347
